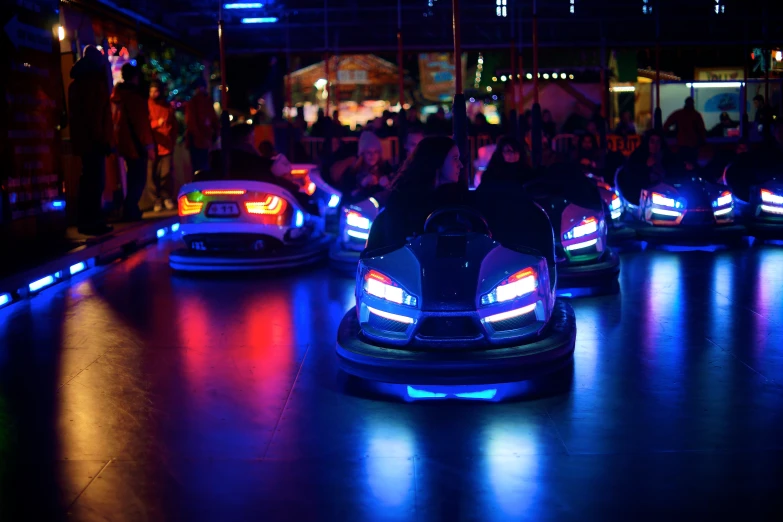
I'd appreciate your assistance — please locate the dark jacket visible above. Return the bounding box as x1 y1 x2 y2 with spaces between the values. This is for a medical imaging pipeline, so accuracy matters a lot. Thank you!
365 183 471 251
111 82 153 159
185 91 219 150
68 53 113 156
474 178 555 267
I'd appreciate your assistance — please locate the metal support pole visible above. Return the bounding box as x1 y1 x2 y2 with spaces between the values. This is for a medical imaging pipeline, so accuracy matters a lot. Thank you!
531 0 542 169
397 0 405 107
654 0 662 130
451 0 468 186
285 11 292 122
218 9 231 175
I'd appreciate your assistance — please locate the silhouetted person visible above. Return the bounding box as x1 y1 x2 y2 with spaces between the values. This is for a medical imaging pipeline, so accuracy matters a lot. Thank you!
663 97 706 166
68 45 114 235
147 80 177 212
111 63 153 221
185 77 219 174
614 111 637 137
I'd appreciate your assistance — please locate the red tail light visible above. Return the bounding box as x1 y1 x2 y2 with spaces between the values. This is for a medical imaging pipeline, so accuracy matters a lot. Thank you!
245 195 286 215
178 194 203 216
291 168 309 176
365 269 392 285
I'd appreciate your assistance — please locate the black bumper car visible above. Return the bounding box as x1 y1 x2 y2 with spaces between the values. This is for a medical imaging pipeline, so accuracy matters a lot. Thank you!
336 206 576 385
525 171 621 296
615 166 745 244
722 157 783 240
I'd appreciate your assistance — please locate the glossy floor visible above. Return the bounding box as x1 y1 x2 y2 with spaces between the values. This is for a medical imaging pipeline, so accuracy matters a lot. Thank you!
1 240 782 521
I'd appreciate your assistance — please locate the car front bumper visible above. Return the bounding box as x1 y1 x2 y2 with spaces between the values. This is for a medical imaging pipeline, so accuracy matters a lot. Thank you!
336 299 576 385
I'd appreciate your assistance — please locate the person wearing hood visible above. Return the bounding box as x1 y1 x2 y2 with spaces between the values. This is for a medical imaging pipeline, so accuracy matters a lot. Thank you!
147 80 177 212
111 63 154 221
339 131 393 202
68 45 114 235
185 77 219 174
365 136 467 251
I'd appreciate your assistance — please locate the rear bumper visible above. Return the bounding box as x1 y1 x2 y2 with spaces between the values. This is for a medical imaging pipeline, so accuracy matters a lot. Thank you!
169 234 333 271
336 299 576 385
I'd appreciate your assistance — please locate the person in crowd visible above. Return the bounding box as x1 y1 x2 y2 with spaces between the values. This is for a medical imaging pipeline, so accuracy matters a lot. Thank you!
619 130 685 205
708 112 739 138
185 77 219 174
614 111 637 136
471 112 494 137
147 80 177 212
111 63 154 222
68 45 114 235
340 131 393 201
541 109 557 140
662 97 706 166
426 106 451 136
482 136 536 186
575 133 602 174
258 140 294 180
561 103 591 134
753 94 774 131
310 108 330 137
404 129 425 159
207 124 318 214
365 136 466 251
406 107 424 132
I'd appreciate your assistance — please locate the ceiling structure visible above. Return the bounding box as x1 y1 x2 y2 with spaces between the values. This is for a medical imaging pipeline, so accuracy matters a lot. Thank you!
88 0 779 55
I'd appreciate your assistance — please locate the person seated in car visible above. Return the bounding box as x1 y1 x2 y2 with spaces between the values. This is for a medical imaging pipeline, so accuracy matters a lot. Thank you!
207 124 319 214
482 136 536 186
365 136 467 251
574 132 603 175
619 129 686 205
258 140 294 180
340 131 394 203
474 144 556 267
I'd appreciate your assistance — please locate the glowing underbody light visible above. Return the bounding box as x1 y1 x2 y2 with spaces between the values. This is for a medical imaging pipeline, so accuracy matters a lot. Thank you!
51 200 66 208
760 204 783 215
565 238 598 251
157 228 166 238
0 293 11 307
651 208 682 217
485 303 537 323
241 17 278 23
29 275 55 292
69 262 86 275
224 2 264 8
171 223 180 232
406 386 498 400
367 306 414 324
347 230 369 240
714 207 732 216
295 210 304 227
328 194 340 208
611 209 623 220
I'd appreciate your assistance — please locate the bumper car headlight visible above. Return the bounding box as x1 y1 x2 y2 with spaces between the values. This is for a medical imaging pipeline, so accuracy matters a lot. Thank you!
563 217 598 241
328 194 341 208
345 209 371 230
610 193 622 211
712 191 733 208
652 192 685 209
761 189 783 206
362 269 417 307
481 267 537 306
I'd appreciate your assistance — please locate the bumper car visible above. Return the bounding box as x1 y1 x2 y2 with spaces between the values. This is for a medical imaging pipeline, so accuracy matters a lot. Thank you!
329 188 389 273
584 172 636 243
616 167 745 244
336 206 577 385
525 174 620 296
289 164 342 216
169 178 332 272
722 160 783 240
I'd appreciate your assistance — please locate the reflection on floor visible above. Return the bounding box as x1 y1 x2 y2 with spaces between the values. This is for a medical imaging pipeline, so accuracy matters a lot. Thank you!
1 242 782 520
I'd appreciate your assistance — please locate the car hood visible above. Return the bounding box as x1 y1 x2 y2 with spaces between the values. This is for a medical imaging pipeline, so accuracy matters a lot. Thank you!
651 176 725 209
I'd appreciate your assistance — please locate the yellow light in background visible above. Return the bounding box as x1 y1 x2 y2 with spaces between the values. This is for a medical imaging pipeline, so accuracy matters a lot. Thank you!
58 25 65 41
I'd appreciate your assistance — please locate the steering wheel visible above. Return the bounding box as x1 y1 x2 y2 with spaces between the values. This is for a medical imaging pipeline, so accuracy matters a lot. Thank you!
423 206 491 237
